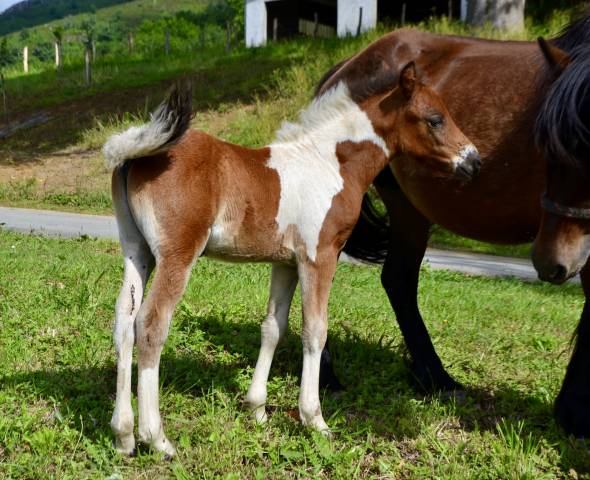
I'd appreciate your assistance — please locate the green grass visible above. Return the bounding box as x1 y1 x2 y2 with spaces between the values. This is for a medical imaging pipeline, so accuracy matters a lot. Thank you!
1 230 589 478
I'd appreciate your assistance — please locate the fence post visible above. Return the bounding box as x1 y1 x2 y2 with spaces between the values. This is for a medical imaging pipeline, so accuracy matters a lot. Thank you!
0 73 6 115
313 12 319 37
92 40 96 61
401 3 406 26
54 42 61 68
357 7 363 36
448 0 453 19
23 45 28 73
165 30 170 55
272 17 278 41
226 20 231 52
85 47 92 85
128 32 134 54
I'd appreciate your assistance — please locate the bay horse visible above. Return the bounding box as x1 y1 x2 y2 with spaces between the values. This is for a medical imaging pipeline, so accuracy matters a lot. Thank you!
532 40 590 438
104 63 479 456
315 11 590 438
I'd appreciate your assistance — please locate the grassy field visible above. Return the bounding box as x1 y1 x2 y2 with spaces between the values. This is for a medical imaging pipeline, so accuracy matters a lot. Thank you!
1 229 588 479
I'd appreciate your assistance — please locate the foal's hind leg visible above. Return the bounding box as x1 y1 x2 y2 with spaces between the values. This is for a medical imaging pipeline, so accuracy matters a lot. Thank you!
298 253 338 434
111 242 154 455
245 263 298 422
111 172 155 455
135 245 202 457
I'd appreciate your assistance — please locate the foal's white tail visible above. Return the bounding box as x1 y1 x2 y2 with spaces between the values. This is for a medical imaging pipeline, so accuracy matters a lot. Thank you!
103 82 193 170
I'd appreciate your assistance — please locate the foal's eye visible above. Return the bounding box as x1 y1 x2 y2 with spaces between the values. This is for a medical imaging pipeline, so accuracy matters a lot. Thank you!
426 115 444 128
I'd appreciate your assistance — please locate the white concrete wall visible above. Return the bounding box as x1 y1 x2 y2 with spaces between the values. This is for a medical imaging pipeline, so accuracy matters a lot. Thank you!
245 0 267 47
337 0 377 37
460 0 467 21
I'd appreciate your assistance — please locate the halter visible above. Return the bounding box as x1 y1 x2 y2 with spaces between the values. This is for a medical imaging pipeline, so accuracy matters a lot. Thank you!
541 193 590 220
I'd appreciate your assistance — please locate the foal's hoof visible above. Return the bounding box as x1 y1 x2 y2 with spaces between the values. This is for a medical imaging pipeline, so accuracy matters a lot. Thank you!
155 438 177 458
301 414 331 438
140 435 177 458
251 407 268 424
113 434 136 456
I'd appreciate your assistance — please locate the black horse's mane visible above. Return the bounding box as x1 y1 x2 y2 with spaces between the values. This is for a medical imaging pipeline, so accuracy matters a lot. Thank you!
553 6 590 52
535 45 590 167
536 7 590 168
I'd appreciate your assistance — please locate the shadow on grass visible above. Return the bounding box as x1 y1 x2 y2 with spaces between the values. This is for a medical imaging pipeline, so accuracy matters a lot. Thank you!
0 50 293 165
4 307 590 474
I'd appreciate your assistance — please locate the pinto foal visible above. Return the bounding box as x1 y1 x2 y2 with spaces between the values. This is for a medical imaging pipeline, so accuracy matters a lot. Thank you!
105 62 479 456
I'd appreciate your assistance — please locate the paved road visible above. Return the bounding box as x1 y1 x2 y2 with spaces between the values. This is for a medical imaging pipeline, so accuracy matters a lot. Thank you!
0 206 576 283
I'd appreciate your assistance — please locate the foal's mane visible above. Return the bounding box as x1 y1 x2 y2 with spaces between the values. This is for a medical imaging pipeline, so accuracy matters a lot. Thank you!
535 8 590 169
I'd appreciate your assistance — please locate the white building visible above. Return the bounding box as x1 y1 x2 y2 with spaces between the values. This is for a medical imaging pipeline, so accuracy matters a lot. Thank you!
245 1 469 48
245 0 378 48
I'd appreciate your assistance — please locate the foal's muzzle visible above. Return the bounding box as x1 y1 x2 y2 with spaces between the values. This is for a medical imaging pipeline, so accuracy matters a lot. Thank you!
453 144 481 181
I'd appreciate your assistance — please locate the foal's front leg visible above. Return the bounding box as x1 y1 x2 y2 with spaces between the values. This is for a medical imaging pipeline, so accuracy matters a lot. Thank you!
246 263 298 422
298 253 338 434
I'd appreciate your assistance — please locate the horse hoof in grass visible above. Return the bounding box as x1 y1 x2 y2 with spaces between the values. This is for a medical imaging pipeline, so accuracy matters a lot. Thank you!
555 392 590 439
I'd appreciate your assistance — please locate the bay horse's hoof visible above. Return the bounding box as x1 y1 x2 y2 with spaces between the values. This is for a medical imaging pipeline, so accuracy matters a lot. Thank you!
410 363 465 394
555 391 590 438
319 347 345 392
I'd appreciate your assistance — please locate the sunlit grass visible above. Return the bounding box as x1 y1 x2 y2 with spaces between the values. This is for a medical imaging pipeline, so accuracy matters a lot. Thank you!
0 230 588 478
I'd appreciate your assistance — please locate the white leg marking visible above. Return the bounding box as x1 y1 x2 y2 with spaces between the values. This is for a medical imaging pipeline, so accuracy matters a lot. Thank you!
136 244 203 457
111 252 152 454
299 335 330 434
297 259 336 436
137 364 176 457
246 264 298 422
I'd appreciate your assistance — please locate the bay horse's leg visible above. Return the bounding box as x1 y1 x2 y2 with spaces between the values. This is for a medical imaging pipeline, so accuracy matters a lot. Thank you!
111 171 155 455
555 262 590 438
245 263 298 422
297 253 338 434
376 170 462 392
135 247 200 457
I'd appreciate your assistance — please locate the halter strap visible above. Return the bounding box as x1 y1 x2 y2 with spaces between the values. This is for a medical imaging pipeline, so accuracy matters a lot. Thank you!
541 193 590 220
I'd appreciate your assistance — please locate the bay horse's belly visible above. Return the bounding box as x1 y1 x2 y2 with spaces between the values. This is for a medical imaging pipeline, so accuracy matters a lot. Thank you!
389 164 542 244
391 35 546 244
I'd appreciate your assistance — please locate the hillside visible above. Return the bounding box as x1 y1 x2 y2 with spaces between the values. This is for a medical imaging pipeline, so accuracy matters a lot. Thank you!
0 0 241 70
0 0 134 36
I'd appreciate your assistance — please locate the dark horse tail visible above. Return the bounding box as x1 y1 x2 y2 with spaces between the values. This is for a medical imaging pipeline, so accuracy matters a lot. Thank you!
341 168 392 264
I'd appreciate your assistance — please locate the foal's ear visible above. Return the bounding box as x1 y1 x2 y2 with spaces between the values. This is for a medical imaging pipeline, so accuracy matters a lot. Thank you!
399 62 418 99
538 37 571 76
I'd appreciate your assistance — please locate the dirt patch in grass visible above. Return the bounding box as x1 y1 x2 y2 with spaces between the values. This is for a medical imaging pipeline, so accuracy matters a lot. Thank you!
0 149 105 187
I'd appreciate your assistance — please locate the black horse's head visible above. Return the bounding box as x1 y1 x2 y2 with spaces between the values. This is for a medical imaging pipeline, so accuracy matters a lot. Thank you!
532 38 590 283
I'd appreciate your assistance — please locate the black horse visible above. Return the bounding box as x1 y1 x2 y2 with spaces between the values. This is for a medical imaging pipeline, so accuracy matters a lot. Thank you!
317 11 590 437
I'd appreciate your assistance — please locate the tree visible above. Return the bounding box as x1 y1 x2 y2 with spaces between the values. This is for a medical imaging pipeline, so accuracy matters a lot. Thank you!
466 0 526 32
0 37 9 67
